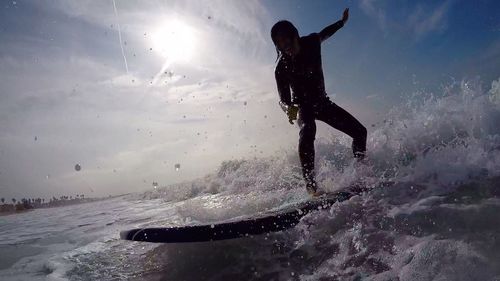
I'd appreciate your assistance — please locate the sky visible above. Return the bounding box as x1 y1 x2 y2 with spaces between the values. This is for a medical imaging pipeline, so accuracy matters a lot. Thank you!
0 0 498 200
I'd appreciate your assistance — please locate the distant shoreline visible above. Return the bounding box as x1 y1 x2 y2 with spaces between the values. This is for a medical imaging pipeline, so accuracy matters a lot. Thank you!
0 195 124 217
0 208 33 217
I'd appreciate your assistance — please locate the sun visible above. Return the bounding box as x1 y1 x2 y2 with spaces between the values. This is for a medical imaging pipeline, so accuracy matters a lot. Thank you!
151 20 197 62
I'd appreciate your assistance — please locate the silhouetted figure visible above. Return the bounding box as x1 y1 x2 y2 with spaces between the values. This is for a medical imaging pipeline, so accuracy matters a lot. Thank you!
271 8 367 196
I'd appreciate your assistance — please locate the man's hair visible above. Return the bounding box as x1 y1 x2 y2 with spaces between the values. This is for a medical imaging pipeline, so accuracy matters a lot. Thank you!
270 20 299 61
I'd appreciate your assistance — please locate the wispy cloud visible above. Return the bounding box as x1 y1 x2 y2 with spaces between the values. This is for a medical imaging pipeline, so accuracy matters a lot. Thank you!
359 0 387 32
359 0 451 40
407 1 451 40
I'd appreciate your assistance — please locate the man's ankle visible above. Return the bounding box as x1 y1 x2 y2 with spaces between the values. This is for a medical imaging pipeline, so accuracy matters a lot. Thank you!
354 151 366 160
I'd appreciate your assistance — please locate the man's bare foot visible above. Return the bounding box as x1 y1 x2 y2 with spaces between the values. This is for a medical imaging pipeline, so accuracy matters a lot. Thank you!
354 155 372 167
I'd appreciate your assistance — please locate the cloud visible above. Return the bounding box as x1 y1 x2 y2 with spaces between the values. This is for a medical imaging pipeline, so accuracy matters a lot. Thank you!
358 0 451 40
407 1 451 39
0 1 287 199
359 0 387 32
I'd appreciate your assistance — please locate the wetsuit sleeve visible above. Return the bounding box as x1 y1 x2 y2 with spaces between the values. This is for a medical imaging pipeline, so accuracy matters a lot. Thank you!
274 61 292 112
319 20 344 42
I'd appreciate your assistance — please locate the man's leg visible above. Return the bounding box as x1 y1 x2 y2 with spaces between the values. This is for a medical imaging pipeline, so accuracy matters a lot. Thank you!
297 107 317 192
316 100 367 159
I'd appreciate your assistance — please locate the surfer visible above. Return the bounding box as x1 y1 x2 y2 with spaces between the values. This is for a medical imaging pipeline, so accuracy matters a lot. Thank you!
271 8 367 196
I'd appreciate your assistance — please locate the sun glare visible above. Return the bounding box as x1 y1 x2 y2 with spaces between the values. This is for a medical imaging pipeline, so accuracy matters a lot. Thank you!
151 20 196 62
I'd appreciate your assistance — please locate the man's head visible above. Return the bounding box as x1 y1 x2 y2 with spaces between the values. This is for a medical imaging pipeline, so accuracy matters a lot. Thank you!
271 20 300 58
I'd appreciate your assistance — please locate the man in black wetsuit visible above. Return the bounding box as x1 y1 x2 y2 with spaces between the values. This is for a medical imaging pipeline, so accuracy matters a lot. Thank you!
271 8 367 196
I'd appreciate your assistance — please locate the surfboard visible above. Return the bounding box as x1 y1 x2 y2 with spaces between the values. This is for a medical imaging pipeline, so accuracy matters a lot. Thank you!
120 187 367 243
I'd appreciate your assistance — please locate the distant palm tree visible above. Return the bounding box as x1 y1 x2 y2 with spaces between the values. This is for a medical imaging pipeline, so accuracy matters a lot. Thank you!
12 198 16 204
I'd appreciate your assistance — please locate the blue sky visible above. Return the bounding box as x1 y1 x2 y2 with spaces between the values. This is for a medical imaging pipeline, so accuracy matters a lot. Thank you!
0 0 498 199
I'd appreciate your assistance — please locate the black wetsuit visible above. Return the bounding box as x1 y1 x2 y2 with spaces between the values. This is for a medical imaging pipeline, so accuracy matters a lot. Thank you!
274 20 367 191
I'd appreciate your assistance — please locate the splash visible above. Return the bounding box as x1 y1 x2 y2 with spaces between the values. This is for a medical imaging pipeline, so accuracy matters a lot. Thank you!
144 77 500 204
367 77 500 188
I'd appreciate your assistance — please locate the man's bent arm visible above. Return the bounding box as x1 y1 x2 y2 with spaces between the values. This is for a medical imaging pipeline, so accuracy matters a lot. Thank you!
275 65 292 113
319 20 344 43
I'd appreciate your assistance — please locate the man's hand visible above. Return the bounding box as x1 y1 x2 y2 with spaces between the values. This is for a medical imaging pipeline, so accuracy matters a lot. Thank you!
287 105 299 124
342 8 349 25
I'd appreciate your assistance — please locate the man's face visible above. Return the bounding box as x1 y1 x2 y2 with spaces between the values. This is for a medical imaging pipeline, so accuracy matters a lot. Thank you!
275 34 300 57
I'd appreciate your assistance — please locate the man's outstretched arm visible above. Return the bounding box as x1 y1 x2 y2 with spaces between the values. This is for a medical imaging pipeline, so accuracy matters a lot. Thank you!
319 8 349 43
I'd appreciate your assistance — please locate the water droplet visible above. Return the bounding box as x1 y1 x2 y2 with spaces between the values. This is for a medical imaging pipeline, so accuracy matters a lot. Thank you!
74 164 81 171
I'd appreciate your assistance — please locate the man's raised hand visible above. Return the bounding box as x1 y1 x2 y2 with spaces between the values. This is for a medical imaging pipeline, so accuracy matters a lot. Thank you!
342 8 349 25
